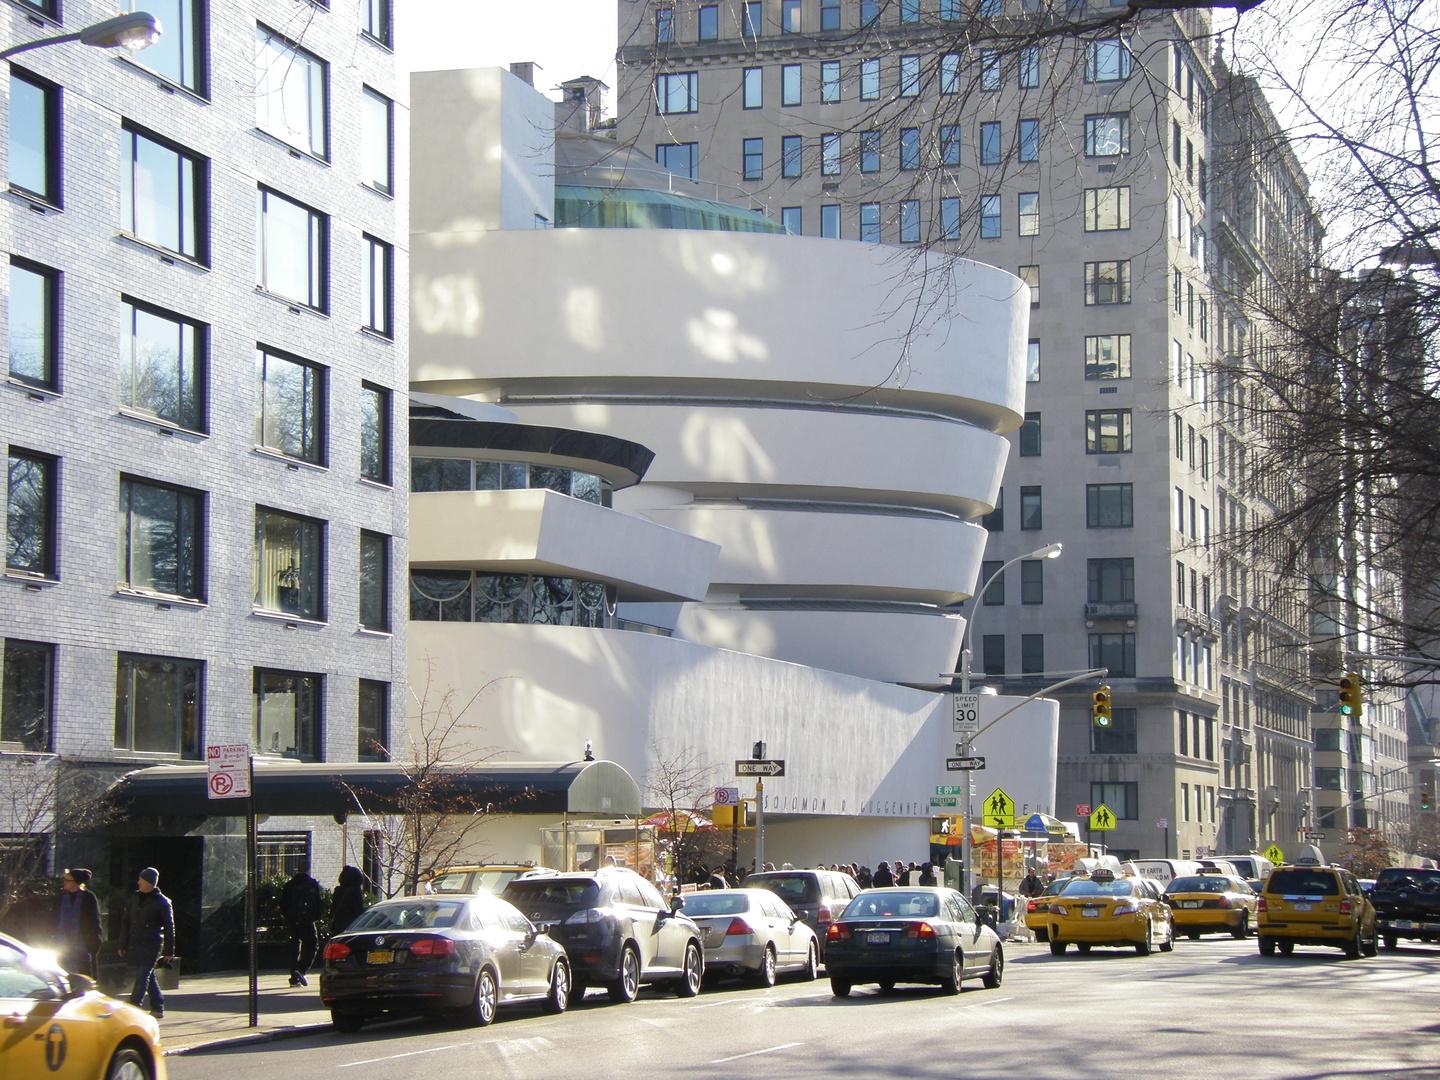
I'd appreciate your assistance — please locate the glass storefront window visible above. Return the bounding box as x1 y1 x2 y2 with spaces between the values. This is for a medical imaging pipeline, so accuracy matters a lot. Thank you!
410 457 606 503
410 572 612 628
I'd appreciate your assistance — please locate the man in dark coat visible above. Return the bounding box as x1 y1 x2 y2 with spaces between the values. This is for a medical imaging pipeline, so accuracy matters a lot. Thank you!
280 859 322 987
872 861 894 888
328 866 366 937
119 867 174 1017
56 868 103 978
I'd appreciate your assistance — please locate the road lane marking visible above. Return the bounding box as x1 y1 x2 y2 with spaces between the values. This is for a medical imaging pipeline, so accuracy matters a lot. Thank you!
338 1043 468 1068
691 999 748 1009
710 1042 802 1064
962 996 1013 1010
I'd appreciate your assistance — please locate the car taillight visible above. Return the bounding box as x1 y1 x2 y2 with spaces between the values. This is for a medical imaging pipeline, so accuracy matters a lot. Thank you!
826 923 849 941
817 907 832 925
322 942 351 961
1257 897 1267 912
1217 897 1232 909
906 922 936 940
566 909 604 925
1340 899 1353 916
407 937 456 957
1112 902 1139 915
1050 904 1068 917
726 918 753 937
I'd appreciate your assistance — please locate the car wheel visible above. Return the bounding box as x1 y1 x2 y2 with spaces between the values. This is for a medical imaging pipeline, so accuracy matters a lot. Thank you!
330 1009 364 1033
939 950 963 995
1076 943 1092 954
544 960 570 1015
1136 923 1153 956
608 945 641 1003
982 945 1004 989
1344 927 1363 960
877 979 896 993
755 945 777 988
469 967 499 1027
1232 913 1250 940
567 979 588 1007
1049 939 1067 956
1187 931 1201 941
1278 940 1294 956
1362 932 1378 958
674 942 703 998
801 940 819 981
830 977 852 997
105 1048 152 1080
1259 937 1276 957
1159 923 1175 953
1383 933 1398 952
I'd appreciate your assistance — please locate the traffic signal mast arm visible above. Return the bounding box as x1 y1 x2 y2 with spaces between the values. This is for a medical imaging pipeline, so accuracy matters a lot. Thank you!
969 668 1110 741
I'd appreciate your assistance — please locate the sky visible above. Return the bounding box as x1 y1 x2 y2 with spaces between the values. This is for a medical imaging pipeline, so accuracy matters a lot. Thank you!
395 1 620 109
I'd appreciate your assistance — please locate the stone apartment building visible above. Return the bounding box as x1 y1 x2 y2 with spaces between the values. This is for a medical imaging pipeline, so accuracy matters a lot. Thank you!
613 0 1321 859
0 0 407 965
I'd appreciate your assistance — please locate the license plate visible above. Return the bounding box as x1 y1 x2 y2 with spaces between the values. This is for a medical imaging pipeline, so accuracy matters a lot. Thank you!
1395 920 1414 929
1183 902 1199 909
1082 909 1100 918
866 932 890 944
367 950 394 964
1292 903 1312 912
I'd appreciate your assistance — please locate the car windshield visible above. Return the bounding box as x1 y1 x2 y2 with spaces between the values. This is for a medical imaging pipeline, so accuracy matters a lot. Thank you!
750 874 821 905
503 879 602 909
1059 878 1135 897
1168 877 1232 893
1374 869 1440 892
1266 870 1339 896
1044 880 1067 896
681 893 750 916
348 901 464 930
842 891 940 918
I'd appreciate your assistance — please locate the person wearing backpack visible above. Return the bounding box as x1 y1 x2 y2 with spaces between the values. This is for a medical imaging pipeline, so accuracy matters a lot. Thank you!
280 859 322 987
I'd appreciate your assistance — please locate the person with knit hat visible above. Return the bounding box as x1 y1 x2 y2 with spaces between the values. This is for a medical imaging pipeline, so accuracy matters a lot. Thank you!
119 867 174 1017
55 867 103 978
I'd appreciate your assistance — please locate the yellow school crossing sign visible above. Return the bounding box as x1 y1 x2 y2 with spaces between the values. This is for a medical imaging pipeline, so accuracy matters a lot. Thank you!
1264 844 1285 865
1089 804 1117 831
982 787 1016 828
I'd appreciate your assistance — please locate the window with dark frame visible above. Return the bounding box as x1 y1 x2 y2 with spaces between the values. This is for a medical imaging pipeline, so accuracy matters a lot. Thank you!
122 125 205 261
821 2 841 30
657 71 699 113
363 0 392 46
860 131 880 172
860 59 879 101
358 679 389 762
363 235 393 337
256 832 311 879
1 639 53 752
940 197 960 240
743 137 763 180
980 194 1001 238
114 652 202 757
900 55 920 97
1020 486 1042 530
255 25 328 159
1018 47 1039 89
655 7 675 42
1083 186 1130 231
782 0 800 32
118 476 202 599
8 259 57 390
1090 781 1138 819
1021 633 1044 673
1021 561 1043 605
743 67 762 108
128 0 205 93
121 299 205 431
1085 334 1131 379
981 488 1003 532
255 348 325 464
940 124 960 166
254 507 323 620
900 127 920 170
1019 412 1041 456
360 383 390 485
859 202 880 242
1085 260 1130 304
980 121 1002 165
980 560 1004 606
8 70 59 205
820 204 840 238
1086 39 1131 82
362 87 393 194
1086 483 1133 528
820 134 839 176
982 634 1006 677
6 449 54 578
1085 409 1132 453
257 187 328 310
821 61 840 102
1018 118 1039 163
359 530 389 632
1084 112 1130 156
899 200 920 243
781 207 802 235
1091 708 1138 754
698 4 718 40
656 143 698 180
1089 633 1136 678
1018 192 1039 235
782 64 801 106
782 135 802 177
254 668 321 761
1088 558 1135 603
742 1 762 37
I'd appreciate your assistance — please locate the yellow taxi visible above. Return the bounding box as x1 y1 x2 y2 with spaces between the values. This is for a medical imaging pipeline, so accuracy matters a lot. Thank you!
1258 864 1377 959
1164 872 1259 939
1023 880 1068 942
0 932 165 1080
1047 869 1175 956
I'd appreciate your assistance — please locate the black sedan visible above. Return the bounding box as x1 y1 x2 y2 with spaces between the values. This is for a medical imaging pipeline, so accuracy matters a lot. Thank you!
319 893 571 1030
823 887 1004 997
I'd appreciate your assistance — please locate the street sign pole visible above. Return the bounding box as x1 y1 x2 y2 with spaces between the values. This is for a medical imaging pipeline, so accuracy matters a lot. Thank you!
246 753 257 1027
755 777 764 871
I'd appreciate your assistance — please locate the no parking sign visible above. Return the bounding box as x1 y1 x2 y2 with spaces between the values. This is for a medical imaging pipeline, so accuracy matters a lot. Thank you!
207 744 251 800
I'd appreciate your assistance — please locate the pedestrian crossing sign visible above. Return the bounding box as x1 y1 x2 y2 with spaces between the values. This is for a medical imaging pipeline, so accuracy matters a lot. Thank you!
981 787 1016 827
1089 804 1117 831
1264 844 1285 865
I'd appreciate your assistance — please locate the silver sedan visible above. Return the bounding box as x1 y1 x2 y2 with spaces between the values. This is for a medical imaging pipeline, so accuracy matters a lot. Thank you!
679 888 820 986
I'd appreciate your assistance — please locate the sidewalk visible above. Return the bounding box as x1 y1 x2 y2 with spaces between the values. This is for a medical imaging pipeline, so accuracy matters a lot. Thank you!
141 972 334 1055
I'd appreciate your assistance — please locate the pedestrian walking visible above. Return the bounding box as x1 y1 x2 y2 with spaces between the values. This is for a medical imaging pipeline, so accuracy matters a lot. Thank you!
329 866 366 937
55 868 103 979
856 865 872 889
280 859 322 987
1018 868 1043 898
118 867 174 1018
872 861 894 888
707 866 727 890
917 862 937 887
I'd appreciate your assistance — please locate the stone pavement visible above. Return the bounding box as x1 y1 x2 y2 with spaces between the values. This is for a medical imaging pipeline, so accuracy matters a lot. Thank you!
142 972 334 1055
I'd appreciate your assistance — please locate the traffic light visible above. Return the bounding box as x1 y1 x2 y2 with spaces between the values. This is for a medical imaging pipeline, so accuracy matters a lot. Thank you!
1422 789 1433 811
1338 672 1363 718
1092 685 1112 728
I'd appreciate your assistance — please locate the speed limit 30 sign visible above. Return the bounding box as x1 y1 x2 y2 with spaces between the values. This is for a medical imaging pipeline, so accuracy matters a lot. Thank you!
952 693 980 734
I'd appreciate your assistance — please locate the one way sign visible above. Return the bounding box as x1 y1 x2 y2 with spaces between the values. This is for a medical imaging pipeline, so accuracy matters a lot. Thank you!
736 759 785 777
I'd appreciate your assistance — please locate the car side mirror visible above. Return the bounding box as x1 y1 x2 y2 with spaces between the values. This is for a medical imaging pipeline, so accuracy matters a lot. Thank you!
670 897 684 913
66 973 95 999
790 912 803 924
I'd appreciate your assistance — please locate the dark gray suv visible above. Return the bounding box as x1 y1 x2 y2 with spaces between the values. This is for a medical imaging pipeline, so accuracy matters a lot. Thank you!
746 870 861 959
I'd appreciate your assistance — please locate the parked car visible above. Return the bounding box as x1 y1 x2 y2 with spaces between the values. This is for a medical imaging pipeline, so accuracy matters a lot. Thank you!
1226 855 1276 882
319 892 571 1030
502 867 704 1003
1047 869 1176 955
425 863 556 896
1257 865 1377 959
823 887 1003 996
1165 873 1259 939
679 888 820 985
1367 866 1440 950
0 932 166 1080
745 869 860 958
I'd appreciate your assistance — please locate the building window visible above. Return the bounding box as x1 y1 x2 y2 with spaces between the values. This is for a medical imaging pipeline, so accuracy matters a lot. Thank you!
1085 409 1132 453
362 235 393 337
1088 558 1135 603
254 508 323 620
901 0 921 21
742 1 762 37
1086 39 1131 82
981 489 1003 533
1085 112 1130 156
861 0 879 24
359 530 389 632
255 26 328 158
900 128 920 170
782 207 802 235
255 832 310 880
782 0 800 32
982 634 1006 677
1020 486 1042 530
900 55 921 97
130 0 204 92
899 200 920 243
981 560 1004 605
1018 119 1039 163
781 64 801 106
1018 192 1039 235
859 203 881 243
360 383 391 485
821 2 841 30
8 259 57 390
122 125 204 261
121 300 204 430
657 72 699 114
1021 634 1045 673
1021 562 1044 605
980 121 1002 165
1084 187 1131 231
1018 265 1039 306
255 348 324 464
114 653 201 757
1018 46 1039 88
358 680 388 761
743 67 762 108
980 194 1001 238
940 53 960 95
6 449 54 577
410 572 611 627
860 131 880 173
980 50 1001 90
254 669 321 760
1085 260 1130 304
1181 782 1191 820
1026 339 1040 382
1085 334 1131 379
743 137 763 180
1 639 52 751
821 61 840 102
940 197 960 240
257 188 327 310
656 143 698 180
821 204 840 238
782 135 802 177
1087 483 1133 528
361 87 393 194
1019 412 1041 457
940 124 960 166
362 0 391 45
656 7 675 42
820 134 839 176
1091 708 1137 754
118 476 201 599
1090 633 1136 678
699 4 719 39
860 59 880 101
8 70 59 204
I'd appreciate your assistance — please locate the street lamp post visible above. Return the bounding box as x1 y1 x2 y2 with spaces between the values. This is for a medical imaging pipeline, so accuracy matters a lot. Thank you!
953 542 1062 900
0 12 161 62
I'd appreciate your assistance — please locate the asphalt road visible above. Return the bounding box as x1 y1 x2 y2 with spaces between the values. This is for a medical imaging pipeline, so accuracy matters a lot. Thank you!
169 937 1440 1080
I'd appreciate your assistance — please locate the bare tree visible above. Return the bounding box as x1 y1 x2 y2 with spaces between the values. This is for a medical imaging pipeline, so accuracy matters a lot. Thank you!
644 741 730 885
